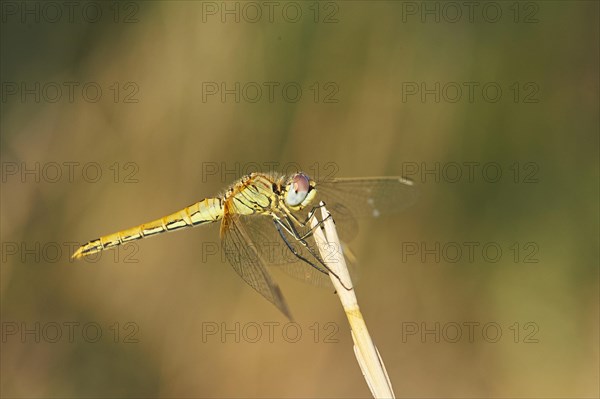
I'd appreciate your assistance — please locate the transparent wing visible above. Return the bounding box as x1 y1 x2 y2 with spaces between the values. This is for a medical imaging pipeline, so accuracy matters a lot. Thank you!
220 214 292 318
240 214 335 289
314 177 418 241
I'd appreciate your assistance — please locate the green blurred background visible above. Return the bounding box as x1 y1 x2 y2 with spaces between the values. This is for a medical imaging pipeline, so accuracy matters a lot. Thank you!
1 1 598 398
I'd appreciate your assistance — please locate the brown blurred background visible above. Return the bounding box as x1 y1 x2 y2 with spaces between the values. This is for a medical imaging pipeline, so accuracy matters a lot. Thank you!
1 1 598 398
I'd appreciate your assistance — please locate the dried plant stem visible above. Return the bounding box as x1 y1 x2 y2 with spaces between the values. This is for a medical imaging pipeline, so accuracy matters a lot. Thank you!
310 204 395 399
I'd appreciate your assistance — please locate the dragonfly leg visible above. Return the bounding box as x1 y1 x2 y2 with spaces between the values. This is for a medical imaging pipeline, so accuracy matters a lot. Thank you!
273 210 331 242
272 219 328 275
272 215 351 291
301 211 333 240
299 201 329 225
283 201 330 230
277 201 332 241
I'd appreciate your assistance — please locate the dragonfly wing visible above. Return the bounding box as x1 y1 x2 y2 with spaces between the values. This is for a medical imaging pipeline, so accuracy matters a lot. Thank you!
221 213 292 319
241 214 335 289
315 177 418 240
316 177 417 218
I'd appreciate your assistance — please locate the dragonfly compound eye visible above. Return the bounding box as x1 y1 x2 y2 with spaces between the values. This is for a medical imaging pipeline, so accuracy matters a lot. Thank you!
285 173 310 207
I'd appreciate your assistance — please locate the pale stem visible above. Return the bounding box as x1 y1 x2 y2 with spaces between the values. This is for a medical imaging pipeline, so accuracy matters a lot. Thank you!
310 203 395 399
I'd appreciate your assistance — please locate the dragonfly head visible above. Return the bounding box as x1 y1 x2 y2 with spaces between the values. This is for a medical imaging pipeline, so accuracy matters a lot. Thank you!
283 172 317 211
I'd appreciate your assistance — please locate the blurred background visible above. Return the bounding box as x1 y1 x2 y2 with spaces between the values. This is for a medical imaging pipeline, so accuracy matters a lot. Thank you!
1 1 598 398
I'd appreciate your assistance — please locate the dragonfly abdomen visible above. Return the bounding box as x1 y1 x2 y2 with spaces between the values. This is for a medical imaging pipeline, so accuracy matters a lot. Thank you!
72 197 224 259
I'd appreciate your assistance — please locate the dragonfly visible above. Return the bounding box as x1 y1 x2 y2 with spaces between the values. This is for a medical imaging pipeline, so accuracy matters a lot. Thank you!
72 172 417 318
